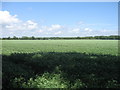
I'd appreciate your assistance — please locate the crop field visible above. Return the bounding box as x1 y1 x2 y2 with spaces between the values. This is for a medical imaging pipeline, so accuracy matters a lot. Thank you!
2 40 120 88
2 40 118 55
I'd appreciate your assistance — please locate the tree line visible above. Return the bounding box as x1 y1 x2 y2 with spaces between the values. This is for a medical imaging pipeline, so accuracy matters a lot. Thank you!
1 35 120 40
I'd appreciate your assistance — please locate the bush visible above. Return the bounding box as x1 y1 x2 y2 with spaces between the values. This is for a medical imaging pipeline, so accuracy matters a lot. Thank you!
71 79 87 88
3 52 120 88
106 80 120 88
12 73 68 88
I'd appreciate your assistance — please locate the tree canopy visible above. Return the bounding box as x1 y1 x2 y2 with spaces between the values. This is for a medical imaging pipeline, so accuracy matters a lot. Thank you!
1 35 120 40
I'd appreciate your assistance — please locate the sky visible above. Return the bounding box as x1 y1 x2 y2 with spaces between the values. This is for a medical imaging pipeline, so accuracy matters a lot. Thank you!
0 2 118 37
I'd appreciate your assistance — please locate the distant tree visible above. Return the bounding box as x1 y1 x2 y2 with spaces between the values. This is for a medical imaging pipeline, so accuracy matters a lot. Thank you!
1 35 120 40
22 36 29 40
13 36 18 40
31 36 35 40
7 36 11 40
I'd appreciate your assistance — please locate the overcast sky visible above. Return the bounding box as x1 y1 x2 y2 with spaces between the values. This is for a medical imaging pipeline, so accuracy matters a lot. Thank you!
1 2 118 37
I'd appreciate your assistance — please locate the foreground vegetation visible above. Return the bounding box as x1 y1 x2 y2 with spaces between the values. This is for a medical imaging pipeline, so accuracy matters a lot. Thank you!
2 40 120 88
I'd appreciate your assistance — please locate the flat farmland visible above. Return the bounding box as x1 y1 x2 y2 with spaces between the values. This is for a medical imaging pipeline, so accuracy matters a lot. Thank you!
2 40 118 55
2 40 120 88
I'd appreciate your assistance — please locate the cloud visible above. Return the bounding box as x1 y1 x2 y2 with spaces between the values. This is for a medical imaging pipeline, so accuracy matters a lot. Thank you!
77 21 84 26
48 24 62 31
84 28 93 32
38 29 43 33
1 11 117 37
24 20 38 30
0 11 20 25
71 28 80 33
1 11 38 32
51 24 61 29
4 20 38 31
54 31 62 35
99 29 118 36
5 25 14 30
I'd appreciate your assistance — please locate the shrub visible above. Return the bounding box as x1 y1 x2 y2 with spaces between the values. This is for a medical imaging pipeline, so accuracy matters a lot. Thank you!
12 73 68 88
106 80 120 88
71 79 87 88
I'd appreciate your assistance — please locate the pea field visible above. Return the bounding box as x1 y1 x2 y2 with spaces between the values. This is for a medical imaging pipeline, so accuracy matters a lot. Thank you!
2 40 120 88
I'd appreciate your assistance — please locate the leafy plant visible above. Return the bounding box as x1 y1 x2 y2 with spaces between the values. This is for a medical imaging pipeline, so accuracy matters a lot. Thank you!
12 73 68 88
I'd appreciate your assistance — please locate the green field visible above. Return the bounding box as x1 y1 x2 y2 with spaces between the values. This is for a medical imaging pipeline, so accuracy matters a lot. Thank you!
2 40 120 88
2 40 118 55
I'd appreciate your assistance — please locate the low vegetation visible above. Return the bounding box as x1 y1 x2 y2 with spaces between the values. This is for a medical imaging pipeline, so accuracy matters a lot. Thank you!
2 40 120 88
